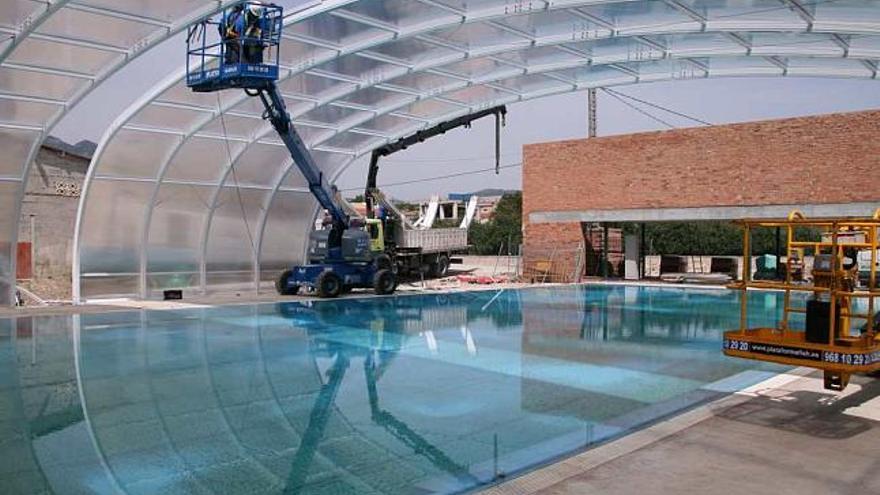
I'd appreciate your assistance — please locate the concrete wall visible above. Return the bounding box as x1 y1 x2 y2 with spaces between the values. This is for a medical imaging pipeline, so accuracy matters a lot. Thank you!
17 147 88 298
523 110 880 276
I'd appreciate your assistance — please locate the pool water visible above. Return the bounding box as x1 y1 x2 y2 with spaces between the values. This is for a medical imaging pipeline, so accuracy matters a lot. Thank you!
0 285 788 494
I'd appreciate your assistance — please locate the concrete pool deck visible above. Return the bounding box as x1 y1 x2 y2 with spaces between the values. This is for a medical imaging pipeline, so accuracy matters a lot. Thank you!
482 368 880 495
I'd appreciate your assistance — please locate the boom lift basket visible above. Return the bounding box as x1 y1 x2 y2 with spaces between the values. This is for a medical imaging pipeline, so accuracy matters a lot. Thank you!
724 211 880 391
186 2 283 92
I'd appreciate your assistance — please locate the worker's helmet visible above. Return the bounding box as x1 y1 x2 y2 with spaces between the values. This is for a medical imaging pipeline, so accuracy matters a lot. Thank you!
248 4 264 17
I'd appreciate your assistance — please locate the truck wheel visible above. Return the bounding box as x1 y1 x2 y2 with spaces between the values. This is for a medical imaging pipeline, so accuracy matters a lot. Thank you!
316 271 342 298
275 270 299 295
373 269 396 295
432 255 450 278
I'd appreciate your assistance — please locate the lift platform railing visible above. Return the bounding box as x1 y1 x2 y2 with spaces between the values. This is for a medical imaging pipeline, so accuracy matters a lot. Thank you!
724 210 880 391
186 2 283 92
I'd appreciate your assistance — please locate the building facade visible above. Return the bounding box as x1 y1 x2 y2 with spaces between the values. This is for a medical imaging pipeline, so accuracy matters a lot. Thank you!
523 110 880 280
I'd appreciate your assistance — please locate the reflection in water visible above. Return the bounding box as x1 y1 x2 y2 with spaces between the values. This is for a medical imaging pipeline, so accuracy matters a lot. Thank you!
0 286 786 494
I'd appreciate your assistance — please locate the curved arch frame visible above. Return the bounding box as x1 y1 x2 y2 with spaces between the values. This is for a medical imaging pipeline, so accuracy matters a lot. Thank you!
72 0 880 302
2 0 264 304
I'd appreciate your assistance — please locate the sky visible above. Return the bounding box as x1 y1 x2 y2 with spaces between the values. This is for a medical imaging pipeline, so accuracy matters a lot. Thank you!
51 22 880 202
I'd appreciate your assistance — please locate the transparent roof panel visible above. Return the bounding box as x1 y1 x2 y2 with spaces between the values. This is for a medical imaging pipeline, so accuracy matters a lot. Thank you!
316 52 400 80
383 70 459 93
288 12 386 46
579 2 696 33
8 37 122 75
130 104 210 132
0 97 62 127
694 0 806 30
0 0 45 29
495 73 570 94
338 86 412 110
368 37 460 66
431 22 532 52
280 72 357 101
299 103 370 125
493 45 586 70
0 66 83 100
813 0 880 30
748 33 843 57
355 113 419 135
38 7 160 49
337 0 456 27
74 0 208 23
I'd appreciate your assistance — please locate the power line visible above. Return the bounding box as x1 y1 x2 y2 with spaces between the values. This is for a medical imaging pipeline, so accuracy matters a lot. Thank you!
340 162 522 191
603 88 712 126
602 89 676 128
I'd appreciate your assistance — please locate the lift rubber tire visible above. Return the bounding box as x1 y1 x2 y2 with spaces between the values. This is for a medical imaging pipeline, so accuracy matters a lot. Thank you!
316 271 342 298
373 269 396 295
275 270 299 296
431 255 450 278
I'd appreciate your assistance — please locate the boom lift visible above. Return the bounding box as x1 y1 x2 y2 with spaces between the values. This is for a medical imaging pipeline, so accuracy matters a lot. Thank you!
186 2 395 298
724 210 880 390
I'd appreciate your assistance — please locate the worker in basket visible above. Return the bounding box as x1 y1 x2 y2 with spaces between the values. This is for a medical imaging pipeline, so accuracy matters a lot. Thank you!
222 3 267 65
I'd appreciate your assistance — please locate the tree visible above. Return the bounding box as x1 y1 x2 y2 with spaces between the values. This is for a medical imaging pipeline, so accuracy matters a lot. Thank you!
633 221 820 256
468 192 522 255
348 194 365 203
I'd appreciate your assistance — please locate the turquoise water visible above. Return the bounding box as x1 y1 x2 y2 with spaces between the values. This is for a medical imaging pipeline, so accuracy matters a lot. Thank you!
0 285 787 494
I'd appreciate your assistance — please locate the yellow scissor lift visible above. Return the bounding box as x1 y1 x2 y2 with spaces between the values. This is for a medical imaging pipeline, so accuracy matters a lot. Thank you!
724 211 880 391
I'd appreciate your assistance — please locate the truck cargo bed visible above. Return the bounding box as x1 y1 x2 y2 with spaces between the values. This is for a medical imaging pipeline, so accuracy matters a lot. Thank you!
396 228 468 253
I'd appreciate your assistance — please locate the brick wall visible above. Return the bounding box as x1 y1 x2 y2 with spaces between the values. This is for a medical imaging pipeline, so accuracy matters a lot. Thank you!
523 110 880 276
17 147 88 297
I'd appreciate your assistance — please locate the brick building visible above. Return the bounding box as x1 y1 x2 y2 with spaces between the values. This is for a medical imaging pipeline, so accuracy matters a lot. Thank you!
17 138 94 300
523 110 880 280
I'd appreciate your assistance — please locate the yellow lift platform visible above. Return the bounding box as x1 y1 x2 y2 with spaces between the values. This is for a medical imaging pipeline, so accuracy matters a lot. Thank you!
724 211 880 391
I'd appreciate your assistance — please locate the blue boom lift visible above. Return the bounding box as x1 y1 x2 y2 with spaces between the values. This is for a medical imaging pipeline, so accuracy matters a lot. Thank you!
186 2 396 298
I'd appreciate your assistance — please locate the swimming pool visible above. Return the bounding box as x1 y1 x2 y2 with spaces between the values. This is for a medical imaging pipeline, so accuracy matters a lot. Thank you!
0 285 787 494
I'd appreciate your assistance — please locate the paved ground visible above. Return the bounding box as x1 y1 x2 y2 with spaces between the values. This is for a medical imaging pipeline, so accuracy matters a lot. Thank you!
2 256 529 317
483 370 880 495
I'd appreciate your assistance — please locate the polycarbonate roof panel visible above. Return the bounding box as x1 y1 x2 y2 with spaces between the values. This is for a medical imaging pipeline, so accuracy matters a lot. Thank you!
0 0 877 304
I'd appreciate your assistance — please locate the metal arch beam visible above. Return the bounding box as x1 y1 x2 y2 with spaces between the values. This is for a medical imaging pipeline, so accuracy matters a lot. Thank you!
15 0 252 304
0 0 72 305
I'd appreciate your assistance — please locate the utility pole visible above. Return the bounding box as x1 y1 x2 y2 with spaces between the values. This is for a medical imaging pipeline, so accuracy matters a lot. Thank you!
588 88 597 138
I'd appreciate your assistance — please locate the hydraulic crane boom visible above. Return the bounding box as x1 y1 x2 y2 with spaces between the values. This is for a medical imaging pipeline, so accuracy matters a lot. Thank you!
364 106 507 217
254 83 350 248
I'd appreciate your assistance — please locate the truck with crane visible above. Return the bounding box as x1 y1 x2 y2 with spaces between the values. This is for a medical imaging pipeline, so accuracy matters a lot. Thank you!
363 106 507 278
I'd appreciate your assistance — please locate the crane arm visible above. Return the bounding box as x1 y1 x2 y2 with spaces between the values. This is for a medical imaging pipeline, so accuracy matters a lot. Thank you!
364 105 507 216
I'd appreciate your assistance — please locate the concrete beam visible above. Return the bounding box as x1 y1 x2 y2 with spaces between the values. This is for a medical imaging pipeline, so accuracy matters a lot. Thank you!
530 202 880 224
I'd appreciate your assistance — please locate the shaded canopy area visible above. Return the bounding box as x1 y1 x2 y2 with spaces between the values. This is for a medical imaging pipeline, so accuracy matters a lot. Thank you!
1 1 879 303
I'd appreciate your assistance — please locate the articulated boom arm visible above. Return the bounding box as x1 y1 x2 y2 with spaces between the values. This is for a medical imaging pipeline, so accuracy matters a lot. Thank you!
365 105 507 216
256 83 349 233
